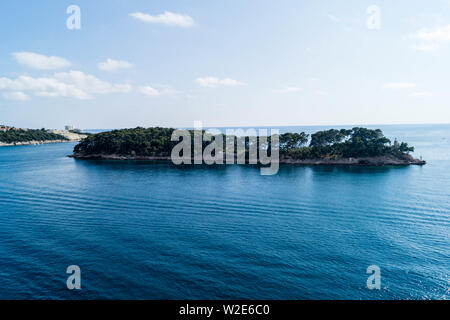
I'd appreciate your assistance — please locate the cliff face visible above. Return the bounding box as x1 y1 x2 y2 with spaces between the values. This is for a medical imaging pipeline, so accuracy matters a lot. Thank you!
279 154 426 166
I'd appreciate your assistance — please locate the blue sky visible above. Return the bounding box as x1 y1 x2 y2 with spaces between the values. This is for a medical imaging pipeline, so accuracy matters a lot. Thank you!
1 0 450 129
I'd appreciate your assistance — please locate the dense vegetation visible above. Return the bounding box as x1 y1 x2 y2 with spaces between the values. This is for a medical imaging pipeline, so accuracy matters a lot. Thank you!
73 127 414 159
74 127 175 156
282 128 414 159
0 129 68 143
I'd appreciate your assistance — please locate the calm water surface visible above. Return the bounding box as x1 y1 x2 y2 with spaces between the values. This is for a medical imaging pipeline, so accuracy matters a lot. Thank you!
0 124 448 299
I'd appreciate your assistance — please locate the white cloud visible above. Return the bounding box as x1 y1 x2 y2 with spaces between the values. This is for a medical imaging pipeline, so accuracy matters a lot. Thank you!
12 52 71 70
276 87 301 93
411 43 440 52
410 25 450 41
409 25 450 52
138 86 160 97
0 75 88 99
383 82 416 89
138 85 179 97
129 11 195 27
98 59 133 72
410 91 433 98
2 91 29 101
196 77 246 88
219 78 245 86
0 71 131 100
53 71 132 96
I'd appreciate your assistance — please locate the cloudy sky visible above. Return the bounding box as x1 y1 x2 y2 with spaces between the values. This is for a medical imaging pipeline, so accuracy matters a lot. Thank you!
1 0 450 129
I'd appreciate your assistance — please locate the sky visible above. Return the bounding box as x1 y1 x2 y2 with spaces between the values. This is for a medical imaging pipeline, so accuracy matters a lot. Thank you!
1 0 450 129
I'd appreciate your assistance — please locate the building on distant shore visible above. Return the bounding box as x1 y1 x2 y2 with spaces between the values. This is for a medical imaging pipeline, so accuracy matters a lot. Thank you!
64 125 83 134
0 125 19 132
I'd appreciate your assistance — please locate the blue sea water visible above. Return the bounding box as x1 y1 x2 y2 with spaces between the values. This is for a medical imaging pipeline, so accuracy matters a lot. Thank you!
0 124 448 300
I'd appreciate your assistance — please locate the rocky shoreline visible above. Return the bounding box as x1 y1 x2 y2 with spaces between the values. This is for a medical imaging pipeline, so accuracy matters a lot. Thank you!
0 132 88 147
0 140 71 147
70 153 172 161
70 153 426 166
279 154 426 166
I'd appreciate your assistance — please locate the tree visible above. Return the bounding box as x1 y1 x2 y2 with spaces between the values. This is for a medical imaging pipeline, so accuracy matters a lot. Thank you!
310 129 351 147
279 132 309 151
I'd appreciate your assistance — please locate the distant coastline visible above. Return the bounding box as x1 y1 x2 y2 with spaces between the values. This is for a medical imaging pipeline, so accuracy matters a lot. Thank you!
0 127 87 147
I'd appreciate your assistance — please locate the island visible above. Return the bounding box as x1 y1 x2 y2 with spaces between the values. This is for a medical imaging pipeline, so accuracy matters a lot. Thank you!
0 126 88 147
71 127 426 166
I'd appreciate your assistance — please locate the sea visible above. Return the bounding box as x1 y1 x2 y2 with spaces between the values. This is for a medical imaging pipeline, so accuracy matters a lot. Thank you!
0 124 448 299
